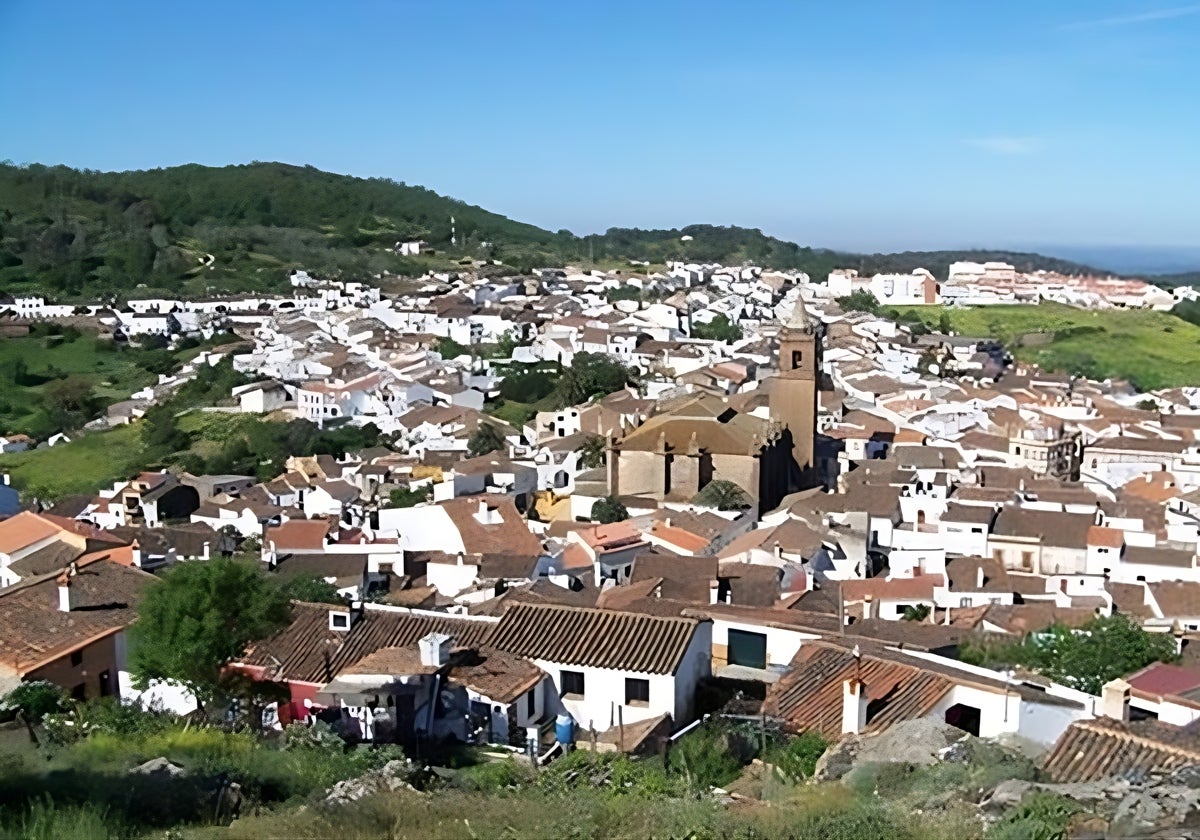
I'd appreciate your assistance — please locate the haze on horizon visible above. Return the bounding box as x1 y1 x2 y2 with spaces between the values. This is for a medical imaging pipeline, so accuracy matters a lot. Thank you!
1 0 1197 265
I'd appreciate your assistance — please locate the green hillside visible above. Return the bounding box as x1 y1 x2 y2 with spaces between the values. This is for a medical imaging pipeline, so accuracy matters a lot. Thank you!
892 301 1200 390
0 162 1117 300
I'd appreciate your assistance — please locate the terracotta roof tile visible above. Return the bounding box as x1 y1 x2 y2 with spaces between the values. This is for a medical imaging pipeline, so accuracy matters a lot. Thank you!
489 603 702 675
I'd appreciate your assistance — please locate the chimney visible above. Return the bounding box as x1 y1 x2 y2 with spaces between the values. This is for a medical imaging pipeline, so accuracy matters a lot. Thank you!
57 566 75 612
201 541 210 561
419 632 452 668
1 473 8 486
977 565 985 589
1100 678 1131 723
842 678 868 735
663 517 671 529
862 594 874 620
774 540 783 560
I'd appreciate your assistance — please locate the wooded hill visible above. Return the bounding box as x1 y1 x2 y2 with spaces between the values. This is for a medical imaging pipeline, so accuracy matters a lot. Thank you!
0 161 1122 299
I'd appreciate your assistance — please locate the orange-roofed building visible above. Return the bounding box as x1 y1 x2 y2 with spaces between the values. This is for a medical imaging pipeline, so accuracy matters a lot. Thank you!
567 520 651 587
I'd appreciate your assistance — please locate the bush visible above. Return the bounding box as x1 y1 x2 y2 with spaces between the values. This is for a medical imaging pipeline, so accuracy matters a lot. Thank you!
0 681 68 723
987 792 1079 840
498 369 555 403
770 731 828 781
591 495 628 524
453 757 531 792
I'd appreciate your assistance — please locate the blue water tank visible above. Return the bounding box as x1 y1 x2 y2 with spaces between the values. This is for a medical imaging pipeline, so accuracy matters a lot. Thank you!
555 713 575 746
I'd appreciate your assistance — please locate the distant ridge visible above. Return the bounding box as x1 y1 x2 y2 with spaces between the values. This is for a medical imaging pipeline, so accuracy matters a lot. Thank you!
0 161 1132 298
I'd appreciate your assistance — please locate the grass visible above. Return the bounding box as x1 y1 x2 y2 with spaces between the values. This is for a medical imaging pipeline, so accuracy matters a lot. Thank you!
891 301 1200 389
0 423 148 498
0 332 157 437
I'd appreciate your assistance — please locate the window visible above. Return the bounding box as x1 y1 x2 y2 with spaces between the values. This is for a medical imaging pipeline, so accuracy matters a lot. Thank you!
727 629 768 670
526 689 536 719
329 611 351 631
625 678 650 706
70 649 83 667
1021 551 1034 571
959 597 972 608
791 350 804 369
561 670 585 698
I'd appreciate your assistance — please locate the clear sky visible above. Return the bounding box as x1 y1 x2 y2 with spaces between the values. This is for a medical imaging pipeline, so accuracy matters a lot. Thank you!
2 0 1198 254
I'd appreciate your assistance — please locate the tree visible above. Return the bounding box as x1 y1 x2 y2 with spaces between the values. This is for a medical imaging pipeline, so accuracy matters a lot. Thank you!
281 575 344 605
691 314 743 343
554 352 638 409
128 558 292 710
495 328 522 359
578 435 607 469
692 480 750 510
937 311 953 334
1136 398 1159 412
961 613 1177 695
0 680 68 723
591 495 629 524
835 290 881 315
388 485 430 508
42 375 98 429
499 369 556 403
468 422 506 456
435 336 469 359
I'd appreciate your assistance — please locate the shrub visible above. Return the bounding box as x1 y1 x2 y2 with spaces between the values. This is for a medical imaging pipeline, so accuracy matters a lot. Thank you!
770 731 828 781
591 495 628 524
987 792 1079 840
0 681 68 723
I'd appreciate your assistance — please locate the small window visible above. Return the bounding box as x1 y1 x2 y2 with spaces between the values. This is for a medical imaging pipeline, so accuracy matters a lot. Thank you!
625 678 650 706
791 350 804 369
70 650 84 668
329 611 351 631
959 597 972 608
526 689 536 719
561 670 585 698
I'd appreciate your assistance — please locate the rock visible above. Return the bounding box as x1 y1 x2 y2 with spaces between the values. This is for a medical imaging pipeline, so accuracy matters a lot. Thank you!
1111 791 1165 837
981 778 1034 812
322 758 420 807
813 736 859 782
1170 765 1200 789
129 757 186 777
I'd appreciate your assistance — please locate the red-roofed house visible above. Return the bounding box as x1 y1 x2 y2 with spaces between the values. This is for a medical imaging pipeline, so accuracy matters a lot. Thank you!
567 521 651 587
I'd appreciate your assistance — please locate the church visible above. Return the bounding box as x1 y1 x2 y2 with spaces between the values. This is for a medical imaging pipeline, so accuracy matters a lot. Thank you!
606 302 821 514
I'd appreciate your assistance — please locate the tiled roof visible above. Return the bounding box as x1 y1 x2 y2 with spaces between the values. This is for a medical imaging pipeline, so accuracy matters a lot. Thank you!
488 603 702 675
1147 580 1200 618
440 496 543 559
0 558 156 674
238 602 497 685
764 643 952 738
1042 718 1200 783
1087 526 1125 549
6 540 84 578
264 519 332 552
0 512 62 555
449 647 545 704
1128 662 1200 699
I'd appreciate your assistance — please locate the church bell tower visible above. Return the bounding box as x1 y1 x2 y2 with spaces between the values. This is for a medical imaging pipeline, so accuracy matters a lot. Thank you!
770 301 820 482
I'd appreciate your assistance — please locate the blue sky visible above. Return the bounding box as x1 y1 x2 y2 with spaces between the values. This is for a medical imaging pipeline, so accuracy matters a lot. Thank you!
1 0 1198 255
